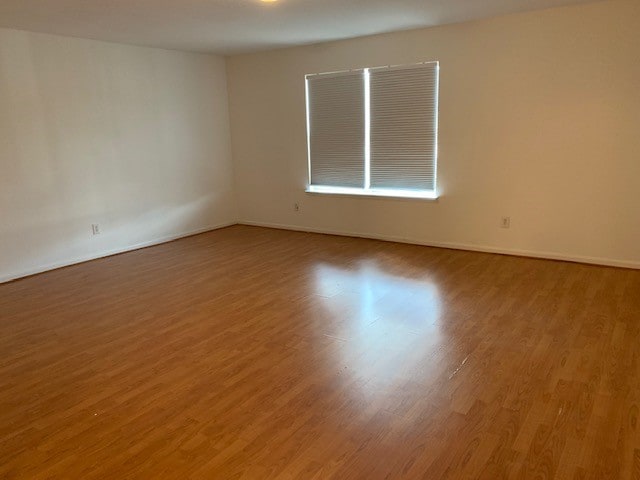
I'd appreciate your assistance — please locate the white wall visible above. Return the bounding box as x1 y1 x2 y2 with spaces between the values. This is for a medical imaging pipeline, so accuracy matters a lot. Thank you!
227 0 640 268
0 29 236 282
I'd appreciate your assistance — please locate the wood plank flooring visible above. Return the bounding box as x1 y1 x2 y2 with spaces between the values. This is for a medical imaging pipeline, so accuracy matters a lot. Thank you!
0 225 639 479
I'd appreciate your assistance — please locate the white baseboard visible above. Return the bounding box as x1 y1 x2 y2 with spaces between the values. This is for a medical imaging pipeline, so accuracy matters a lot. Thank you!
0 221 237 284
4 220 636 284
240 220 640 270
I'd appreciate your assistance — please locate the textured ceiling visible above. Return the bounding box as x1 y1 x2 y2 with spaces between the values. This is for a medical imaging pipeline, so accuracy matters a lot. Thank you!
0 0 602 54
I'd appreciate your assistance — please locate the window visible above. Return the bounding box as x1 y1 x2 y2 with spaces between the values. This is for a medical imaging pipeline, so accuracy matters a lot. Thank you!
305 62 439 199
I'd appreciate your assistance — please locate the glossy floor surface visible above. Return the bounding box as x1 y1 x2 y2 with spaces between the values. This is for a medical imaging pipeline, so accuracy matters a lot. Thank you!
1 226 639 479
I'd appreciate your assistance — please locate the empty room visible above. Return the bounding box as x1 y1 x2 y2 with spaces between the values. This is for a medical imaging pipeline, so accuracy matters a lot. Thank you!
0 0 639 478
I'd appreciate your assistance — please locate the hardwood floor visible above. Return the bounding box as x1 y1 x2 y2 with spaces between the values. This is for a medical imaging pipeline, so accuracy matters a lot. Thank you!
0 225 639 479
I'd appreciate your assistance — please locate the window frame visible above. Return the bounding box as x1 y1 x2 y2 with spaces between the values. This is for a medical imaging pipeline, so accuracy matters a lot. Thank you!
305 61 440 201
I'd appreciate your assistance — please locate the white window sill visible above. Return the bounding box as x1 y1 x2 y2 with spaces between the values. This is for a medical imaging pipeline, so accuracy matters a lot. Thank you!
305 185 439 200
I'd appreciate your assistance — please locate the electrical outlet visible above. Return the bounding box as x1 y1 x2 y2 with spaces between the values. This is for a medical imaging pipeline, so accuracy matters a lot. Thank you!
500 217 511 229
294 203 300 212
91 224 101 235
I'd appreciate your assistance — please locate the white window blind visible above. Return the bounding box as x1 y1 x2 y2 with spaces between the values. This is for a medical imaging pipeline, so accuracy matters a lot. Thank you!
306 70 365 188
369 63 438 191
306 61 439 199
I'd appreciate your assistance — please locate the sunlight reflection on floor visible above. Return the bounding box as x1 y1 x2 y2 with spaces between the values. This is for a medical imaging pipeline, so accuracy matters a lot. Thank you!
313 260 443 400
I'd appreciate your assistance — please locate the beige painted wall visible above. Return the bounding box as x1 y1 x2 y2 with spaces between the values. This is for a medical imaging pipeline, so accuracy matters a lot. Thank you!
0 28 235 282
227 0 640 267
